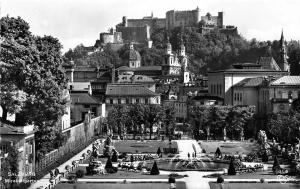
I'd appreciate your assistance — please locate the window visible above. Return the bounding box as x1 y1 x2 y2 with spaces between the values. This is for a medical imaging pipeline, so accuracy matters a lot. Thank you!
84 105 90 108
278 91 282 98
110 99 113 104
126 98 130 104
145 98 148 104
118 99 121 104
136 98 140 103
288 91 293 99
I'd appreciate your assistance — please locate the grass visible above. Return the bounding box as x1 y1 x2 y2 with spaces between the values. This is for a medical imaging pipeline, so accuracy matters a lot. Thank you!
113 140 178 154
199 141 259 155
209 182 300 189
54 182 186 189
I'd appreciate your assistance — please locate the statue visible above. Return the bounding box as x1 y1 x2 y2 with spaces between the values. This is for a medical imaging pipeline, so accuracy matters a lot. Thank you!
223 127 227 141
103 134 114 157
240 128 244 141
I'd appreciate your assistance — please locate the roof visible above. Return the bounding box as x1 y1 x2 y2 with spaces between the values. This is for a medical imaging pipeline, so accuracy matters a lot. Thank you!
191 95 224 101
0 121 27 135
70 82 90 91
257 57 281 71
129 49 141 61
106 84 159 97
118 74 155 83
233 77 264 88
74 67 97 72
208 68 288 74
135 66 162 71
71 92 101 105
116 66 135 71
271 76 300 86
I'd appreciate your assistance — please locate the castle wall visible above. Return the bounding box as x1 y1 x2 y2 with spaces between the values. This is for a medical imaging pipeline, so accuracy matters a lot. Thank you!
166 9 200 30
100 33 114 44
127 18 166 29
116 25 150 43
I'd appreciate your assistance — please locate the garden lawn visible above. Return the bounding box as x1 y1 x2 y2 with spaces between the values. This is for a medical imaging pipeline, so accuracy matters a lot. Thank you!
200 141 259 155
113 140 178 154
54 182 186 189
209 182 300 189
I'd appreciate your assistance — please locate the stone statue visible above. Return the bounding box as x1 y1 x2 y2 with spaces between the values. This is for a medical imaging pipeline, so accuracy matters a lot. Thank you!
223 127 227 141
240 128 244 141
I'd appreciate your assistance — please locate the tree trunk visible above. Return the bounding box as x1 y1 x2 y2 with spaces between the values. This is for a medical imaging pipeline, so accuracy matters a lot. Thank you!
150 124 152 140
1 105 8 121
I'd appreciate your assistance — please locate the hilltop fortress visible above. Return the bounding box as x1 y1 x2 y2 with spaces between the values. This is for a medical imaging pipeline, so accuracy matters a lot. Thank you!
98 7 237 47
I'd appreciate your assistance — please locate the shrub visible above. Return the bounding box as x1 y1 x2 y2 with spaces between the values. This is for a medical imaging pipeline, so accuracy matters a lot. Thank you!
111 151 118 162
54 168 60 176
217 176 224 183
260 178 265 183
65 165 71 171
150 161 160 175
106 167 118 174
157 147 161 156
72 161 77 166
272 156 281 173
215 147 222 157
75 170 84 178
202 149 206 153
105 156 113 169
228 159 236 175
86 166 92 175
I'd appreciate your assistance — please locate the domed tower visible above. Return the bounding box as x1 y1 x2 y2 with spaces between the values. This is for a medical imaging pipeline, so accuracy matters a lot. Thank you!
279 30 290 74
128 42 141 68
178 37 189 84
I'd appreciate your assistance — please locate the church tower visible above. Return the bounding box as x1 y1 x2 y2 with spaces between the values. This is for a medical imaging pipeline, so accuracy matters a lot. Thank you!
279 30 290 74
128 42 141 68
178 37 190 83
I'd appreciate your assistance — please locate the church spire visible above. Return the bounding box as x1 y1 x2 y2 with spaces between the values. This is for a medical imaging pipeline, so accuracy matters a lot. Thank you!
279 30 289 74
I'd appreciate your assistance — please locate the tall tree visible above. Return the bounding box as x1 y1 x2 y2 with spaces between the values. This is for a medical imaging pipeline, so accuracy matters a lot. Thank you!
0 16 69 157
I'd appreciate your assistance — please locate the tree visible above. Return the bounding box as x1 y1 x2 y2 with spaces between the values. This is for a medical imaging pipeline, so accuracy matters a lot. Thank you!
144 105 164 139
1 144 19 187
267 112 300 143
150 161 160 175
0 16 69 157
163 106 176 137
228 159 236 175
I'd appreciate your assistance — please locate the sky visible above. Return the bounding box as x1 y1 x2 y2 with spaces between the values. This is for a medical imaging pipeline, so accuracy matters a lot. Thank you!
1 0 300 52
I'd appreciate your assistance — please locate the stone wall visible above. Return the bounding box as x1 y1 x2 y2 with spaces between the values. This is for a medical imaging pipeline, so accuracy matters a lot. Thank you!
116 25 150 43
35 116 103 178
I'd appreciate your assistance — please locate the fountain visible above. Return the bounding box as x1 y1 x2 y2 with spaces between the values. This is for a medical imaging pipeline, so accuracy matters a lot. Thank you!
151 140 229 171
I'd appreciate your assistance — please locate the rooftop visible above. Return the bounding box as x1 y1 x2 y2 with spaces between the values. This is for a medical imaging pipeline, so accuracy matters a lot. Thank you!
118 74 155 83
233 77 264 88
0 121 34 135
71 92 101 105
271 76 300 86
257 57 281 71
106 83 159 97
